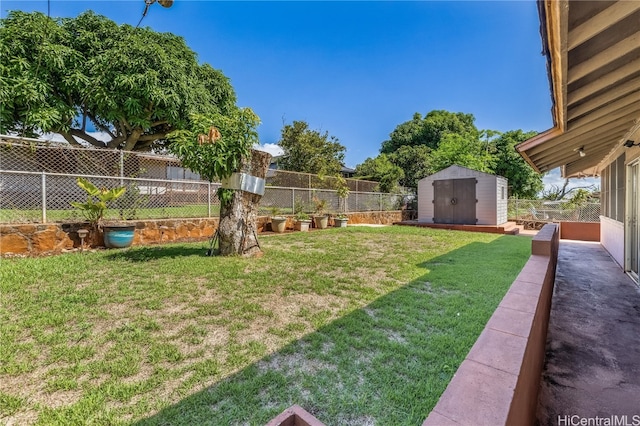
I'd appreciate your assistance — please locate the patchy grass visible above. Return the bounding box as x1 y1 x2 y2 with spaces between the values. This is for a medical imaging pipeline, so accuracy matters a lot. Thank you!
0 226 531 425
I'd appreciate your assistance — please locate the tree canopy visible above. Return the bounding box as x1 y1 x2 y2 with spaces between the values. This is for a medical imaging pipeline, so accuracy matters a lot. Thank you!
430 133 493 173
0 11 236 151
168 109 260 185
354 154 404 193
361 109 544 197
387 145 433 189
490 130 543 199
380 110 479 153
277 120 346 176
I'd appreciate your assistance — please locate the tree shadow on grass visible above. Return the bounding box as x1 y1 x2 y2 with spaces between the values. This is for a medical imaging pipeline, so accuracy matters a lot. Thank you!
133 236 529 426
103 243 210 262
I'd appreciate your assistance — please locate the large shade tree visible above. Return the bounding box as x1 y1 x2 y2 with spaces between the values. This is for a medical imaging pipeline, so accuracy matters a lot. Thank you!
431 133 493 173
490 130 543 198
380 110 479 153
354 154 404 193
369 109 544 197
387 145 433 189
277 120 346 176
0 11 235 151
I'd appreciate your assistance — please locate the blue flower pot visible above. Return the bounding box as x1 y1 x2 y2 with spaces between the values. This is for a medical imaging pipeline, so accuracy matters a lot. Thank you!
103 225 135 248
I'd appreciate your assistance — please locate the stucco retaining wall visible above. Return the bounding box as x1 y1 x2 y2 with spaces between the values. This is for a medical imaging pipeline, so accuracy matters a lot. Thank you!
559 221 600 242
422 223 559 426
0 211 406 256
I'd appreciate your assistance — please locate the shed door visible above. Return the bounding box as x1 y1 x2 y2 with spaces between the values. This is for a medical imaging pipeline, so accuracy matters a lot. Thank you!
433 178 477 224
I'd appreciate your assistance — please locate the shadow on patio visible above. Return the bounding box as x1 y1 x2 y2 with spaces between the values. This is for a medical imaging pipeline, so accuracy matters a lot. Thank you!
537 240 640 424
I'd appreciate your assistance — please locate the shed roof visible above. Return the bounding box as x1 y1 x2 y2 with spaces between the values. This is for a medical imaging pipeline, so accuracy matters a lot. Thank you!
419 165 505 182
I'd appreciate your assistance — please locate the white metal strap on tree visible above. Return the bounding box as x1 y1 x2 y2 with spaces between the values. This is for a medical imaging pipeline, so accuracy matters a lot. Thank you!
221 172 266 196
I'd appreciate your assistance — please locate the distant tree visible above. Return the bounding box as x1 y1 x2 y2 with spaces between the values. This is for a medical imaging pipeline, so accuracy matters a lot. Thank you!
430 133 492 173
380 112 425 154
490 130 543 199
277 120 346 175
381 110 479 153
541 179 597 201
354 154 404 193
0 11 235 151
387 145 433 189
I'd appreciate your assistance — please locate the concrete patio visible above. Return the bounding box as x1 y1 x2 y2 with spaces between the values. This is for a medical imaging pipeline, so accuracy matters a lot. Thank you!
537 240 640 425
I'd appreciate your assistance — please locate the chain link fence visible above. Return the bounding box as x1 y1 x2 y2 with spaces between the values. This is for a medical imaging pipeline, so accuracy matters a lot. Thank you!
0 171 404 224
0 137 381 190
0 137 405 224
508 198 601 224
266 169 380 192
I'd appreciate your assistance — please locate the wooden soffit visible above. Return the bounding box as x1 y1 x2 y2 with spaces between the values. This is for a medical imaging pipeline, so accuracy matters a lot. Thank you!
517 0 640 177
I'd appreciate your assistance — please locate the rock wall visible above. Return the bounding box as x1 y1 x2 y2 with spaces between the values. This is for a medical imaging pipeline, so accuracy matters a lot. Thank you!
0 211 406 257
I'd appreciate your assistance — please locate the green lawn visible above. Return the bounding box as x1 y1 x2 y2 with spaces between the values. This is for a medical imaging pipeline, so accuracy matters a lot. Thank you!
0 226 531 425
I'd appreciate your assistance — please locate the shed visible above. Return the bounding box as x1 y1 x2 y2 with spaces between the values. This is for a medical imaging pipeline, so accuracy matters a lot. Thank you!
417 165 508 225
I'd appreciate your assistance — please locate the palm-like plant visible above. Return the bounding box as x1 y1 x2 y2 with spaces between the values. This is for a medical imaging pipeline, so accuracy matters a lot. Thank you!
70 177 126 227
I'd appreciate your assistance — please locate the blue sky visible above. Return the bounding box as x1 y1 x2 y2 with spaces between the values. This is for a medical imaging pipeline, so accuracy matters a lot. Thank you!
1 0 555 170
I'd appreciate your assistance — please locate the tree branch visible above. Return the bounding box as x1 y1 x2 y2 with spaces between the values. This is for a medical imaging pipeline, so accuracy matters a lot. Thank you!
68 128 107 148
88 115 117 139
123 128 143 151
58 131 84 147
106 135 126 149
135 139 155 151
138 132 166 142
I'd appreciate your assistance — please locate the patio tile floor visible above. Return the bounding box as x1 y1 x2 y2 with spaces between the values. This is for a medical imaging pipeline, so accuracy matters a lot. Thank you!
537 241 640 425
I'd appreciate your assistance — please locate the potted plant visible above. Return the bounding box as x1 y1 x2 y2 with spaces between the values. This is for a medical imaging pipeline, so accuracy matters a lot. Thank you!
294 212 312 231
70 177 134 248
334 213 349 228
268 206 287 233
334 177 350 228
312 196 328 229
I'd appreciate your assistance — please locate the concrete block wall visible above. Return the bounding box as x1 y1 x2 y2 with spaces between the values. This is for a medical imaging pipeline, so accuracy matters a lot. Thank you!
423 223 559 426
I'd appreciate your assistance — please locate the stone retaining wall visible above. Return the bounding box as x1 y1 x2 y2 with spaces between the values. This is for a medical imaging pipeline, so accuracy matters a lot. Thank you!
0 211 406 256
422 223 559 426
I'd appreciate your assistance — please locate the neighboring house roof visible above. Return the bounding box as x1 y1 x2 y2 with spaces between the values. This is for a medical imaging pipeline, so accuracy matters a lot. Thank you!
516 0 640 178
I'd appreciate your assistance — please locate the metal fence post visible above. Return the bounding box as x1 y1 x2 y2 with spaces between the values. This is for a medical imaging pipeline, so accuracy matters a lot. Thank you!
292 188 296 214
120 151 124 186
41 172 47 223
379 193 382 211
207 182 211 217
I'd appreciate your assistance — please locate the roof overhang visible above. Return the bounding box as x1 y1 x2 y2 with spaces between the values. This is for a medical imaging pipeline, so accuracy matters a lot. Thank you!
517 0 640 178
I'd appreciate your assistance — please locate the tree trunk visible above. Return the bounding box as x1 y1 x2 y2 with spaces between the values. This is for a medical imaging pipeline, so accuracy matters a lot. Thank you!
218 149 272 257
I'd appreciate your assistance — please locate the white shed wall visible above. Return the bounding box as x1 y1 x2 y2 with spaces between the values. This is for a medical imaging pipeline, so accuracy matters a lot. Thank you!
417 165 508 225
496 177 508 225
417 178 434 223
475 175 496 225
